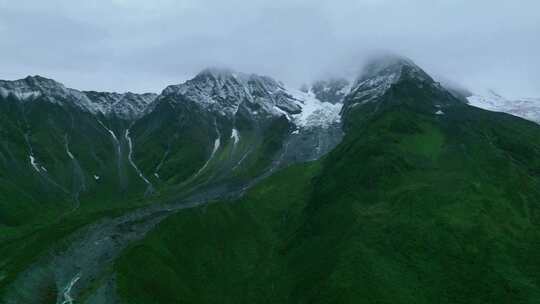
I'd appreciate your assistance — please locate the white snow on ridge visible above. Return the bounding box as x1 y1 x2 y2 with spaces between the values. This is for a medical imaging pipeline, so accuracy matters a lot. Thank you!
467 91 540 124
350 73 401 104
288 88 343 129
0 77 156 119
162 69 344 130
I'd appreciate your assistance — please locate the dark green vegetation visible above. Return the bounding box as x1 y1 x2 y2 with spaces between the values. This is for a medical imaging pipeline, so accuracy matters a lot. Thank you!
2 58 540 303
115 163 319 304
115 74 540 303
0 76 292 299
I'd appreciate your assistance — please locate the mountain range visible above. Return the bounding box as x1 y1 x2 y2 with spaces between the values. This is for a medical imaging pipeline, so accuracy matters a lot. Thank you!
1 55 540 303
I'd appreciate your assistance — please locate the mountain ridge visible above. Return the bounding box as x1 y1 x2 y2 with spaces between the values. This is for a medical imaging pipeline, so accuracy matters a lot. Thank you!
0 75 158 120
98 55 540 304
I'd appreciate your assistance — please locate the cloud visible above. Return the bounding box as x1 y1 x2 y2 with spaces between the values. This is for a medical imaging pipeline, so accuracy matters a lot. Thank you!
0 0 538 98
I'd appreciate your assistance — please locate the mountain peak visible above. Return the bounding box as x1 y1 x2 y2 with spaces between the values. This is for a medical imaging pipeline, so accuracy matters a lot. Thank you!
346 54 435 105
363 54 416 72
0 75 65 89
161 68 295 117
0 75 156 119
359 54 432 84
197 67 238 78
24 74 58 82
0 75 68 101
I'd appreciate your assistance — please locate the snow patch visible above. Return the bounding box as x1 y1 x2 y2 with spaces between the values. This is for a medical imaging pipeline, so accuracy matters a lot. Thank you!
231 128 240 145
435 110 444 115
288 88 343 129
65 137 75 160
29 155 41 172
468 92 540 124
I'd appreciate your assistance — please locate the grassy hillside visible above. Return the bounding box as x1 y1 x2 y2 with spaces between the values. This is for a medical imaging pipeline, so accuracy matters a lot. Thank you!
114 163 319 304
114 79 540 303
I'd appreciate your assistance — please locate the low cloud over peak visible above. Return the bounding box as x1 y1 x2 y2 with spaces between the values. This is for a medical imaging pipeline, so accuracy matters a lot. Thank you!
0 0 538 98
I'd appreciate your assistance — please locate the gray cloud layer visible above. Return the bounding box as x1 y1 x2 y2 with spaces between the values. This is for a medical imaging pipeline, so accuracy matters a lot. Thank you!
0 0 538 97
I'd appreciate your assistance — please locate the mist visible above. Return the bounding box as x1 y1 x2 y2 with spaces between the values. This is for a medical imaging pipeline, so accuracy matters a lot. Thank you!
0 0 538 98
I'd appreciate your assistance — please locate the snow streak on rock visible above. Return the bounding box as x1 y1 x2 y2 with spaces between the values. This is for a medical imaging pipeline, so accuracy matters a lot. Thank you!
98 120 121 166
25 133 45 173
97 120 119 143
125 129 154 195
231 128 240 146
193 123 221 179
60 273 81 304
29 155 40 173
65 136 75 160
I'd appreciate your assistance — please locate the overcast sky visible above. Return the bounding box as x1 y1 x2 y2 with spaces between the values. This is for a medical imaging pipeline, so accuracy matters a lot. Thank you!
0 0 538 98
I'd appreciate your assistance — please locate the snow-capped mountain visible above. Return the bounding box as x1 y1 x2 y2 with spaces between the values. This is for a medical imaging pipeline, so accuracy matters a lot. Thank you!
347 55 433 105
0 75 157 119
341 54 458 118
161 68 301 117
160 68 343 130
467 91 540 124
83 91 158 119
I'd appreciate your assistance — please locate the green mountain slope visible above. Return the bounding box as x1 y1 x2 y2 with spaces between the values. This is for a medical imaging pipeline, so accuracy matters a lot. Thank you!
114 58 540 303
0 70 306 302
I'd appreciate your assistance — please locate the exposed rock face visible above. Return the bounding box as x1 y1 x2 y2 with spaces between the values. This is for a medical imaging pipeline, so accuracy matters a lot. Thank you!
346 55 434 105
310 78 351 104
160 68 302 119
0 76 157 119
83 91 158 119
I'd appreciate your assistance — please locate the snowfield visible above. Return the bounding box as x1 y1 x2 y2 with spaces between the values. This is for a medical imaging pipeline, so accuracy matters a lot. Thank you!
467 91 540 124
288 88 343 129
